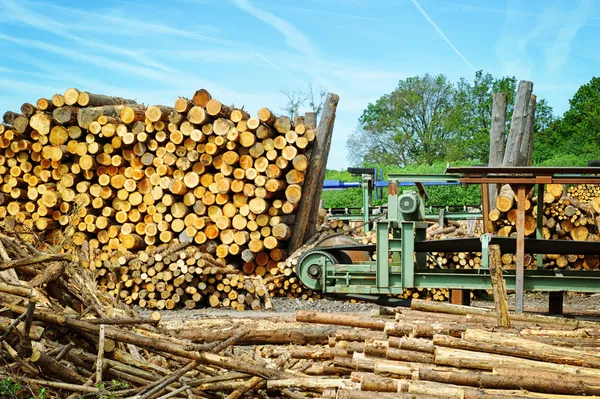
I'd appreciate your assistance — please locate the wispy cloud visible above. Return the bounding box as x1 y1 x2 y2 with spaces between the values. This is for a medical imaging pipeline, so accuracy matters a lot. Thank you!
251 1 377 21
445 3 536 18
0 0 173 72
408 0 476 71
495 1 592 78
544 0 592 73
26 0 230 44
232 0 318 58
0 33 241 100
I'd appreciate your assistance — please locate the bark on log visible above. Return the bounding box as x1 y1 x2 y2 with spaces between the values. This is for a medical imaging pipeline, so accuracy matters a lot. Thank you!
520 94 536 166
488 92 507 206
288 94 338 252
503 81 533 167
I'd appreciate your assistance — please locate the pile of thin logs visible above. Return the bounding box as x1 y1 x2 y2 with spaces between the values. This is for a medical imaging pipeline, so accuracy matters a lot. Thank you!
567 183 600 205
156 299 600 398
489 183 600 270
96 240 279 310
1 88 318 309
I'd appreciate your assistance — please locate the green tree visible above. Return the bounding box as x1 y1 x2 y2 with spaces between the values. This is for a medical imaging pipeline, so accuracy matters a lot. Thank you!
348 74 459 167
450 72 517 162
534 77 600 165
349 71 554 167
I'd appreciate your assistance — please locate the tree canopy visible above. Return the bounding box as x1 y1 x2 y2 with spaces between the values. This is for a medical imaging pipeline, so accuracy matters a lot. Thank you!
347 71 554 167
534 77 600 165
333 73 600 208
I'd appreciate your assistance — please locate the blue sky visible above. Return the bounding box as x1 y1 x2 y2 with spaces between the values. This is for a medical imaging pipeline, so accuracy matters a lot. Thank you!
0 0 595 169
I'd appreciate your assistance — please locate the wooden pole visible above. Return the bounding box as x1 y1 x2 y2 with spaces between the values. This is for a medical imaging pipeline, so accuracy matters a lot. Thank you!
502 81 532 167
515 184 526 313
488 93 507 206
489 244 510 328
521 94 537 166
288 94 339 252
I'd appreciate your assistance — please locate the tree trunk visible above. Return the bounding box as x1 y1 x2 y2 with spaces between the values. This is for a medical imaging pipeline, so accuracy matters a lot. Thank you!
288 94 338 252
502 81 533 166
520 94 537 166
488 92 507 206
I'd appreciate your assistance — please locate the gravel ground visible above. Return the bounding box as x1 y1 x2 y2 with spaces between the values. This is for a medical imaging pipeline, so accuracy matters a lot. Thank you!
147 291 600 322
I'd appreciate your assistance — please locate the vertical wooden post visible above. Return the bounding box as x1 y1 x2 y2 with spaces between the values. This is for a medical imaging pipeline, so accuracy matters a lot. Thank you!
488 93 507 206
288 94 339 253
482 184 490 233
521 94 537 166
503 81 533 167
304 112 317 129
515 185 526 313
489 244 510 327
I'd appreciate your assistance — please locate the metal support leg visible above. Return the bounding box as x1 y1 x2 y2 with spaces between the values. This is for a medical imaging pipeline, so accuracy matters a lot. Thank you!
376 221 389 288
549 292 564 315
401 222 415 289
516 185 526 313
362 181 370 233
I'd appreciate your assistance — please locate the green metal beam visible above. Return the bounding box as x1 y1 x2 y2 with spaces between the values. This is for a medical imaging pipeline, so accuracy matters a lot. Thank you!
323 267 600 294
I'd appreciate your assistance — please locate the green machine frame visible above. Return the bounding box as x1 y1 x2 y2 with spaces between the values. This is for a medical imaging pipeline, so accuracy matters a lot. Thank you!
327 172 481 233
298 173 600 301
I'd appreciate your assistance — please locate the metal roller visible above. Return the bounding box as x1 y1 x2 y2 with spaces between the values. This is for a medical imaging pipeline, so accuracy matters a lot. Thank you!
297 236 369 290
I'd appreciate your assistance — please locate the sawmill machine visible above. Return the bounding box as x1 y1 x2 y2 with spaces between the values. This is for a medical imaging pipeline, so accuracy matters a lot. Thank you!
297 174 600 300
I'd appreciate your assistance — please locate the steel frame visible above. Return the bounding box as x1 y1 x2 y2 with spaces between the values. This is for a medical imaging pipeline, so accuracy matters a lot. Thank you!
446 166 600 312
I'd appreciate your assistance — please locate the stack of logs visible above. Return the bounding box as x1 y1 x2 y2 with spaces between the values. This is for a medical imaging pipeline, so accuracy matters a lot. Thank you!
1 88 319 309
489 183 600 270
163 299 600 398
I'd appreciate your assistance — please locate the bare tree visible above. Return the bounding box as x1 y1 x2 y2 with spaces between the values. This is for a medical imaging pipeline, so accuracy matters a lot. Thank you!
280 86 306 120
306 82 327 118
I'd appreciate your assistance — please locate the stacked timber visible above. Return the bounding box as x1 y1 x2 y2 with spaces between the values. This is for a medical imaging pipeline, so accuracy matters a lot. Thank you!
0 88 317 309
488 183 600 270
567 183 600 203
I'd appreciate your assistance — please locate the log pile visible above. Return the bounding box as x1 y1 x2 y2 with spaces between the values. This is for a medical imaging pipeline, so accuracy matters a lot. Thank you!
0 88 320 309
489 184 600 270
4 233 599 398
159 299 600 398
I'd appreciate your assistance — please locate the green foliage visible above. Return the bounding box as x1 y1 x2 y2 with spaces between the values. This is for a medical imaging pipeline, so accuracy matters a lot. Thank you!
95 380 130 399
349 71 554 167
0 378 22 399
348 74 458 166
0 378 129 399
0 378 47 399
534 76 600 165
